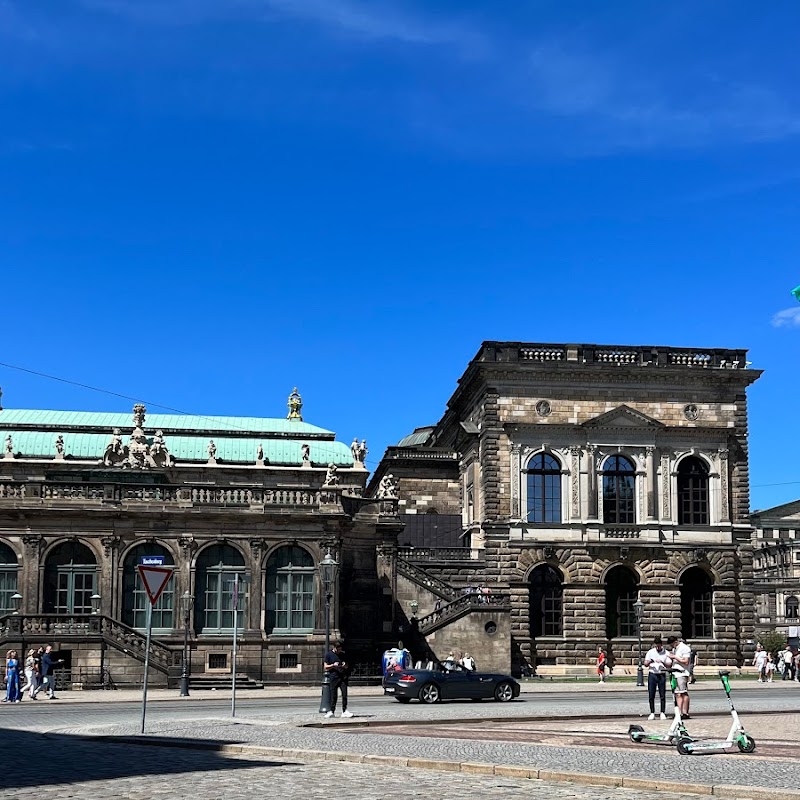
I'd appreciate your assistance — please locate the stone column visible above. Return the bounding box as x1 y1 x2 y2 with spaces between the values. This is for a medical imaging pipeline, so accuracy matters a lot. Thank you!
646 446 656 521
178 537 198 633
659 450 672 522
569 447 582 522
718 449 730 523
586 445 598 521
510 444 521 519
99 535 120 618
21 535 43 614
248 538 266 632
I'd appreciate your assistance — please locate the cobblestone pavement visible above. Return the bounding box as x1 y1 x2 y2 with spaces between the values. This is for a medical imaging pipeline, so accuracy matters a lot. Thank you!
0 733 769 800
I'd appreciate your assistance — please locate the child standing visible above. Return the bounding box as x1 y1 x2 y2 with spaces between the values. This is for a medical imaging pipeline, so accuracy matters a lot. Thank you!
765 654 776 683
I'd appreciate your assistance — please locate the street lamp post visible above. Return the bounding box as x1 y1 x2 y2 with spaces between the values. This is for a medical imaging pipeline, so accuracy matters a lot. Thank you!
633 597 645 687
11 592 22 614
180 590 194 697
90 593 101 615
409 599 419 619
318 549 339 714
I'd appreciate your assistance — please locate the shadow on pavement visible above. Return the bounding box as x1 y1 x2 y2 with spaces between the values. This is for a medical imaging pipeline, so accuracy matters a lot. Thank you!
0 728 294 790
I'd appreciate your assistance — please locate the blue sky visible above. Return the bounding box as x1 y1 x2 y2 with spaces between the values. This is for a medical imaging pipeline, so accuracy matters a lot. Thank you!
0 0 798 511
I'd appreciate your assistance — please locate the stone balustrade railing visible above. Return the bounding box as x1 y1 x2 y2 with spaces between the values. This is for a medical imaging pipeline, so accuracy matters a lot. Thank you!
0 481 343 512
0 613 180 673
396 557 457 600
417 591 510 634
397 546 483 562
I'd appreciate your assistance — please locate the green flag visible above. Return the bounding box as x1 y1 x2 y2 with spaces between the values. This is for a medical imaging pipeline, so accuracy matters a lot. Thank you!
793 285 800 303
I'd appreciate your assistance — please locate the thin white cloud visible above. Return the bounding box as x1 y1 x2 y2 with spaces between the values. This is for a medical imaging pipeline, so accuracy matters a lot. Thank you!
772 307 800 328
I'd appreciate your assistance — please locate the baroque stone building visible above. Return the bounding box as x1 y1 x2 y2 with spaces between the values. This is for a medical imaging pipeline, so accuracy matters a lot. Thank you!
751 500 800 646
371 341 761 674
0 391 400 687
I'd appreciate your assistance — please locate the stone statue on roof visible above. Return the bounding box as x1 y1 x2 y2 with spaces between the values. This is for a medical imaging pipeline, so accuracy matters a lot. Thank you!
377 473 398 499
149 430 172 468
323 463 339 486
208 440 217 461
55 435 65 457
4 434 13 455
257 444 264 462
287 387 303 421
302 443 310 462
103 428 127 467
351 438 368 466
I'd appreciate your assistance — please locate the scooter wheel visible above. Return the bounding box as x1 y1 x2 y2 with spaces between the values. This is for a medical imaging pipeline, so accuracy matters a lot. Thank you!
676 737 694 755
628 724 644 743
737 735 756 753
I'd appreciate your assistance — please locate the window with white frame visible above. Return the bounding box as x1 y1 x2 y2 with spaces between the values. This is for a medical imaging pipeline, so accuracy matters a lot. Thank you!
524 453 562 523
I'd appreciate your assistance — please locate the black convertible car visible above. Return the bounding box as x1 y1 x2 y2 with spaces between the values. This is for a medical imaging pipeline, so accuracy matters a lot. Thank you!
383 664 520 704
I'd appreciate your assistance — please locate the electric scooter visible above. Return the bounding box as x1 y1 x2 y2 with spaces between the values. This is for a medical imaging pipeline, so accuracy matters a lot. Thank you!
628 668 692 745
675 670 756 755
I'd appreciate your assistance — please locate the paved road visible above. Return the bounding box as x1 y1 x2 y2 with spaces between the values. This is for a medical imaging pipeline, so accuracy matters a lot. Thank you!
0 733 725 800
3 683 800 798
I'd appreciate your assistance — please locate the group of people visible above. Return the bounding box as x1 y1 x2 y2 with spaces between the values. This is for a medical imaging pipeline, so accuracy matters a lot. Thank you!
3 645 60 703
641 634 694 720
752 643 800 683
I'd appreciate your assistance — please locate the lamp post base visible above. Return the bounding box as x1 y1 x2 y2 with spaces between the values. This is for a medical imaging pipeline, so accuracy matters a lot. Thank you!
179 675 190 697
636 666 645 687
319 672 333 713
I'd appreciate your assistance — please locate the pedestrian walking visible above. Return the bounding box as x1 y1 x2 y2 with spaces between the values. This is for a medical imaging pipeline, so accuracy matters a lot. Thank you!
334 641 353 718
765 654 775 682
752 643 767 683
783 647 795 681
20 649 38 699
688 642 698 684
596 646 608 684
643 636 671 720
39 645 61 699
4 649 22 703
666 635 691 718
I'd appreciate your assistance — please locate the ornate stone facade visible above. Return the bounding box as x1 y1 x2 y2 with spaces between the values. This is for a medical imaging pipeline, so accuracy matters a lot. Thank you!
371 341 761 674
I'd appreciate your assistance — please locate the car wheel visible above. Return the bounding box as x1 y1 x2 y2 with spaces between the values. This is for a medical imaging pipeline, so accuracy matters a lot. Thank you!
396 697 411 704
494 681 514 702
419 683 440 704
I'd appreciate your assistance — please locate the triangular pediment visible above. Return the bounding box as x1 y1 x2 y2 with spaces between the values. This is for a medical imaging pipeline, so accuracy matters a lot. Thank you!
751 500 800 521
582 405 665 429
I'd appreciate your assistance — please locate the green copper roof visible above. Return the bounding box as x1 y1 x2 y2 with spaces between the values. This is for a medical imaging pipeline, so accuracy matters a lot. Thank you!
0 409 335 438
0 409 352 466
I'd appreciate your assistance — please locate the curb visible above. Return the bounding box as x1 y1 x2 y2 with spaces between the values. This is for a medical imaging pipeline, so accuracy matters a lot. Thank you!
53 732 800 800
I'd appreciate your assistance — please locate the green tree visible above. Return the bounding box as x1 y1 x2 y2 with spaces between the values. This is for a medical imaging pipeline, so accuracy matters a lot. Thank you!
758 629 787 658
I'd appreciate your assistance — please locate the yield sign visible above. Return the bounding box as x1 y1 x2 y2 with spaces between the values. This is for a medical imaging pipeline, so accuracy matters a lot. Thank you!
137 564 174 605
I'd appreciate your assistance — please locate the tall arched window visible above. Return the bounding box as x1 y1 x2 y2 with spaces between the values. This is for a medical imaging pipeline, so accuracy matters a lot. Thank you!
0 542 18 615
677 457 709 525
122 544 175 631
786 595 799 620
529 564 563 637
266 545 315 634
195 544 247 634
526 453 562 523
605 565 638 638
680 566 713 638
602 456 636 524
44 541 97 614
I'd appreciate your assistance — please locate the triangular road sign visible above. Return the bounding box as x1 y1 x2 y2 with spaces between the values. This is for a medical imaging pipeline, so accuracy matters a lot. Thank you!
137 564 174 605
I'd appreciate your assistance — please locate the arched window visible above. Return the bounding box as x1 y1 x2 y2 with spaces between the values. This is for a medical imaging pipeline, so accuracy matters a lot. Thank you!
195 544 247 634
677 457 709 525
44 541 97 614
526 453 562 523
786 596 799 620
602 456 636 524
266 545 315 634
122 544 175 631
0 542 18 615
529 564 562 637
605 565 638 638
681 567 713 638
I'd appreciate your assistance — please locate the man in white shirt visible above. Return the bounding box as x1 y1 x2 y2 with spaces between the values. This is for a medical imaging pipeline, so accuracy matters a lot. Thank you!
643 636 671 720
666 635 692 718
752 643 768 683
